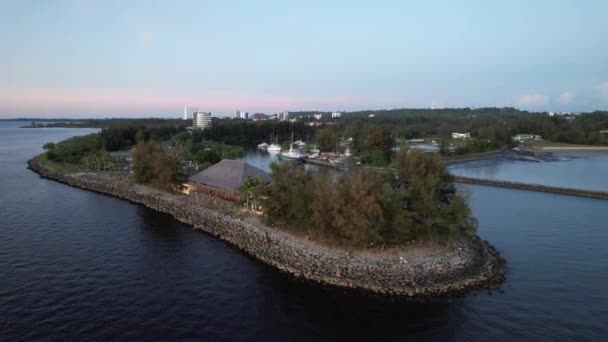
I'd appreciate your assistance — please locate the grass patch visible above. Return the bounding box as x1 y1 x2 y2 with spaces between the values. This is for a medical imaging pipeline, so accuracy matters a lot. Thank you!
34 153 84 174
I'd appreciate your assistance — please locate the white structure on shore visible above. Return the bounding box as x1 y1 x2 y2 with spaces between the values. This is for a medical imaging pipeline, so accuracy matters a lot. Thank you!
277 111 289 121
512 134 542 143
331 112 342 118
193 112 212 129
184 106 198 120
451 132 471 139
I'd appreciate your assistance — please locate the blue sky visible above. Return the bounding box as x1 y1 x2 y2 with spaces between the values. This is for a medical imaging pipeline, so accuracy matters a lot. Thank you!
1 0 608 117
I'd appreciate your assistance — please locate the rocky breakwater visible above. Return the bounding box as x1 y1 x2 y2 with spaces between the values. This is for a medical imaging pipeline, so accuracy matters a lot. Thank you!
28 159 505 296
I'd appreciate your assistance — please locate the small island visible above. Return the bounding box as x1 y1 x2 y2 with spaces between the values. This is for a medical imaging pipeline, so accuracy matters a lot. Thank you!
27 119 506 296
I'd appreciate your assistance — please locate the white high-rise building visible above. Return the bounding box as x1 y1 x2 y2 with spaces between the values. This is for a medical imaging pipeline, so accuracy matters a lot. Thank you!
235 110 242 119
193 112 212 129
277 111 289 121
184 106 198 120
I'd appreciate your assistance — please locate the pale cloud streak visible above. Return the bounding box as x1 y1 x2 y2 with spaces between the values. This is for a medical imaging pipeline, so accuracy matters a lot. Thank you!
599 81 608 100
516 93 549 107
557 91 574 105
134 23 154 46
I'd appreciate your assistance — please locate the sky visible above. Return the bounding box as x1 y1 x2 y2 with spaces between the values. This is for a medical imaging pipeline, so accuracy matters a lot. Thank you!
1 0 608 118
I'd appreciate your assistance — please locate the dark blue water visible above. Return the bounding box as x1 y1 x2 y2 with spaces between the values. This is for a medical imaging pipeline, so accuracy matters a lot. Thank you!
2 121 608 341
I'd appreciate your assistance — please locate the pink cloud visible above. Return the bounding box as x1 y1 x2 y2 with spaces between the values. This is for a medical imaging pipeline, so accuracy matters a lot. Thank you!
0 87 369 117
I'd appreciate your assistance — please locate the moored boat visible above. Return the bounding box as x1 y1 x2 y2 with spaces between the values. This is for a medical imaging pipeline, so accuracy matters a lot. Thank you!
279 132 304 161
267 144 281 153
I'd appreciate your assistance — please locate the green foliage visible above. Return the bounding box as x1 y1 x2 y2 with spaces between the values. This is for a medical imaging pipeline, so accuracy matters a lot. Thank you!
316 126 338 152
263 148 476 248
308 169 386 246
198 119 315 147
132 141 185 190
240 176 266 211
369 149 389 167
262 162 313 232
98 125 186 151
44 134 100 163
173 131 243 169
99 126 141 151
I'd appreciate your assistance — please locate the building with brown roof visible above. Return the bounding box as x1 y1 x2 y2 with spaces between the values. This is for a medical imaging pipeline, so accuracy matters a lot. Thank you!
182 159 271 202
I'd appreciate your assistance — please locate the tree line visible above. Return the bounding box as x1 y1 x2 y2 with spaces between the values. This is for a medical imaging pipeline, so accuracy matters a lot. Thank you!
261 148 476 248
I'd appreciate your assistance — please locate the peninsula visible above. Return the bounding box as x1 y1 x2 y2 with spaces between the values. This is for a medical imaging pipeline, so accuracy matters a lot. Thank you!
27 119 507 296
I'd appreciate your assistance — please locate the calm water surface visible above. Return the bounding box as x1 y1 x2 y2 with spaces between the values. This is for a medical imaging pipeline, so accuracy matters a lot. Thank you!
449 153 608 191
1 121 607 341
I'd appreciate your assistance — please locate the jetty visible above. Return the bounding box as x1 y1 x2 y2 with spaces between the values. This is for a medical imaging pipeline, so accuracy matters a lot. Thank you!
453 176 608 200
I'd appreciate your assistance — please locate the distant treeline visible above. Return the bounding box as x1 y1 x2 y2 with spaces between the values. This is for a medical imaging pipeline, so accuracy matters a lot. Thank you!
303 108 608 160
331 107 608 145
31 107 608 163
200 119 316 147
20 118 188 130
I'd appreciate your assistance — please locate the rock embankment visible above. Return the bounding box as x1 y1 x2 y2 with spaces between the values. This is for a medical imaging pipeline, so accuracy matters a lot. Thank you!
28 159 505 296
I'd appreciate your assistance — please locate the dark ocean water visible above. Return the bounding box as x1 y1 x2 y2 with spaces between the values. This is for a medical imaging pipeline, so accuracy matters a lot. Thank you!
1 121 608 341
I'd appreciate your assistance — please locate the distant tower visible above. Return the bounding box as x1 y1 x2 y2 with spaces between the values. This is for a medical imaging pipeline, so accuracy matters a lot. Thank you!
184 106 198 120
193 112 212 129
244 112 249 120
235 110 242 119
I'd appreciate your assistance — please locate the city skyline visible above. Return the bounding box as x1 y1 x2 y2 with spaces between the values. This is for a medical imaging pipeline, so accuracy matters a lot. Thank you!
2 0 608 118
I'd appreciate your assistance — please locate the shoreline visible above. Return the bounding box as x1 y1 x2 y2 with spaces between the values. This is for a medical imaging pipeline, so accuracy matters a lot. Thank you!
27 158 505 297
442 149 505 164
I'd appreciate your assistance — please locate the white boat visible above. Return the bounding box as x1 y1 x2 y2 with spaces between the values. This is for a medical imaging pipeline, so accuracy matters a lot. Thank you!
257 142 269 150
266 134 281 153
279 132 304 161
267 144 281 153
279 148 304 161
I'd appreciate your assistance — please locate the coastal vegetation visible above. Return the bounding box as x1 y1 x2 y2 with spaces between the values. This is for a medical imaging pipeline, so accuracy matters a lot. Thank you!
172 131 244 170
132 141 185 190
316 126 339 152
262 148 475 248
196 119 315 147
38 125 243 189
